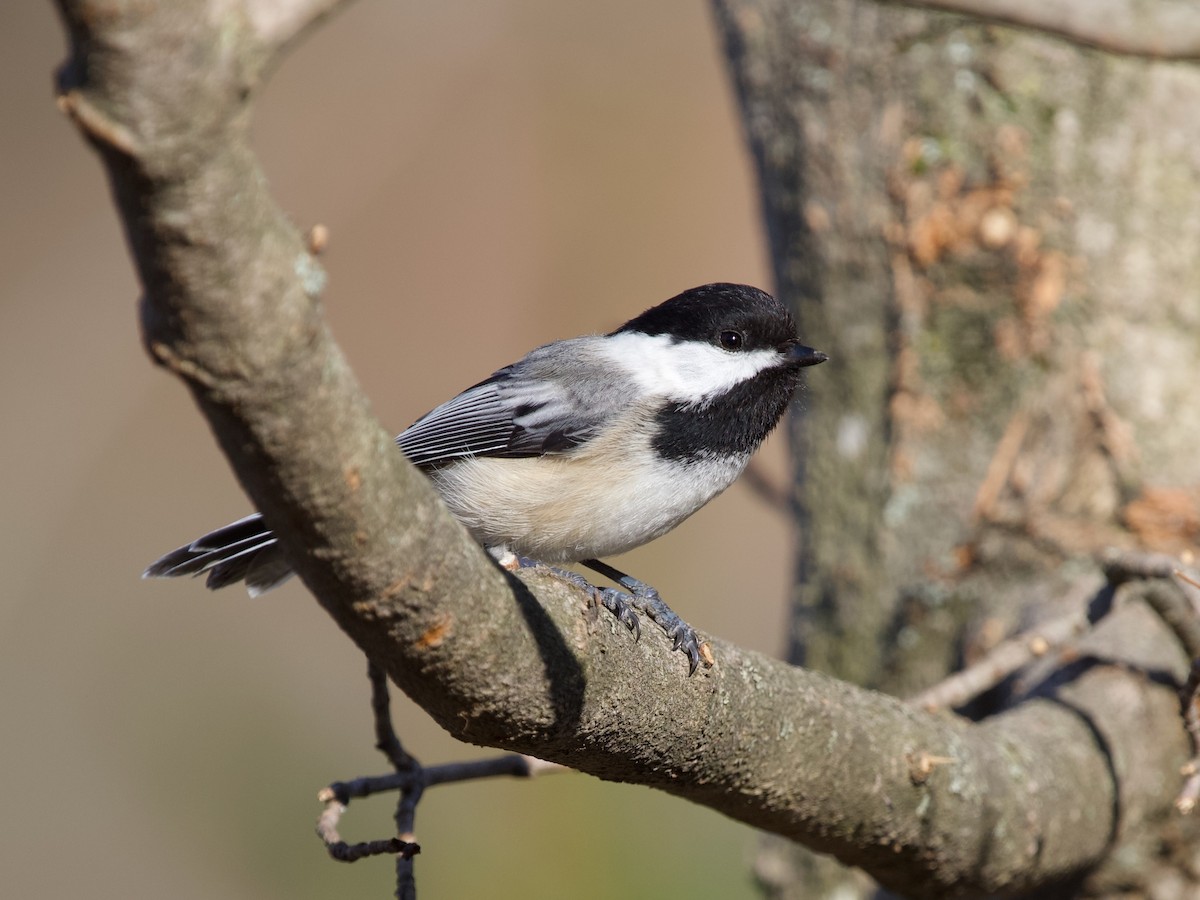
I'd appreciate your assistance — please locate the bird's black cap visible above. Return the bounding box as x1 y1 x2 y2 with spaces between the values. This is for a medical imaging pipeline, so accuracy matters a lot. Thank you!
613 283 801 354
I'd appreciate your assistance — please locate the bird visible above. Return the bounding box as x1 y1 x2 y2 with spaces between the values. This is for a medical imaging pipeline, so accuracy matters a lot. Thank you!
144 283 827 672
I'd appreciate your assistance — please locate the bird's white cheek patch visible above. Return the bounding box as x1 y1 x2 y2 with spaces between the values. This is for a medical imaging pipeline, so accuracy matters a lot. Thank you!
601 332 782 403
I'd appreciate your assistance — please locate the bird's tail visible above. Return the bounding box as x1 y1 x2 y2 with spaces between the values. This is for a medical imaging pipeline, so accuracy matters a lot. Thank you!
142 513 294 596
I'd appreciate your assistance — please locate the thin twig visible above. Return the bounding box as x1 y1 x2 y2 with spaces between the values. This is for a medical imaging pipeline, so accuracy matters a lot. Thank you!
1174 569 1200 592
426 755 568 785
1102 553 1200 813
316 662 568 898
369 662 416 770
1139 582 1200 662
1101 548 1200 584
315 795 418 861
323 755 565 805
913 551 1200 709
909 583 1113 712
1101 550 1200 659
1176 569 1200 814
367 662 421 898
1176 659 1200 814
971 409 1029 523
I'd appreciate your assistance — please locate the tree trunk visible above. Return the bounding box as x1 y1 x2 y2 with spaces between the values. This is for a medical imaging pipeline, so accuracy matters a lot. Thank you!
716 1 1200 896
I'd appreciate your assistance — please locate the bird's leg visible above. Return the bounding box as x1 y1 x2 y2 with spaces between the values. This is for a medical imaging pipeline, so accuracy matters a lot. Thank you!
582 559 707 675
502 554 704 674
510 557 641 639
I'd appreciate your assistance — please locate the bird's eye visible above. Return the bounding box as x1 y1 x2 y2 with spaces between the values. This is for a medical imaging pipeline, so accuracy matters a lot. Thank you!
719 330 744 351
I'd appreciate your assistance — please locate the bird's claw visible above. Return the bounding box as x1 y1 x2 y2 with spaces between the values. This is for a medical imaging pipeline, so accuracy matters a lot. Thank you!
599 583 706 675
598 588 642 641
520 557 710 674
664 622 702 675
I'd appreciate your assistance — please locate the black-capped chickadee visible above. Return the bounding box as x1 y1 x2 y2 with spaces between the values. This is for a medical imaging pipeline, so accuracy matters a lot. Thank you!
144 283 827 672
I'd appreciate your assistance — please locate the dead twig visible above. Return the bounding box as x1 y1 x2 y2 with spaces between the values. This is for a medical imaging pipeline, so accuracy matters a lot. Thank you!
1101 548 1200 585
316 662 567 897
1176 658 1200 814
1101 552 1200 813
1178 570 1200 592
972 409 1029 523
1101 549 1200 659
1174 569 1200 814
314 800 417 863
909 583 1113 712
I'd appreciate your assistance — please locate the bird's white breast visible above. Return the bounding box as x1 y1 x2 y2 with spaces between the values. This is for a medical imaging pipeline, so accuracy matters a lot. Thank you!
428 416 749 563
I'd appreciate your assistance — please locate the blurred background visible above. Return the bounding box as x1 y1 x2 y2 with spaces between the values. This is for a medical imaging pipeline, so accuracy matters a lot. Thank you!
2 2 808 897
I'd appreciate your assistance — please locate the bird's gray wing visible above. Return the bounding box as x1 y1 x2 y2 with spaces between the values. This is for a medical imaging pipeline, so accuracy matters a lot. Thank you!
395 374 517 467
396 341 630 468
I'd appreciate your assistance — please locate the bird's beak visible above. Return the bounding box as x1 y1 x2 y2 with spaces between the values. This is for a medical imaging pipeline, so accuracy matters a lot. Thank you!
786 343 829 367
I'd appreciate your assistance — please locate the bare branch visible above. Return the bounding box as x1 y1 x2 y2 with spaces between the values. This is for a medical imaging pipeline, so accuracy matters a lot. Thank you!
1178 659 1200 814
1101 549 1200 658
322 754 566 804
368 663 422 897
885 0 1200 61
315 805 417 864
369 662 416 771
909 581 1113 712
1098 554 1200 814
1102 547 1200 583
319 662 566 897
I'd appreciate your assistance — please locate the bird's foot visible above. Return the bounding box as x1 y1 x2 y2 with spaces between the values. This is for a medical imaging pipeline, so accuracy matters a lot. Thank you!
594 587 641 641
598 583 704 675
584 560 709 675
514 557 708 674
515 558 639 632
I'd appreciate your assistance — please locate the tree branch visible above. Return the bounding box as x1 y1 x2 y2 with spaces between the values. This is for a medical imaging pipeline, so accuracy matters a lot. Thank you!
885 0 1200 61
247 0 359 53
317 661 566 897
55 1 1191 896
909 581 1114 713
